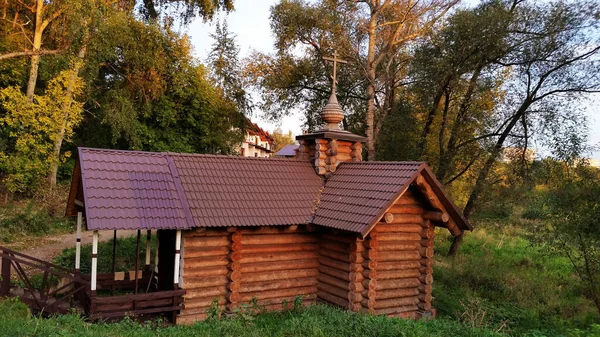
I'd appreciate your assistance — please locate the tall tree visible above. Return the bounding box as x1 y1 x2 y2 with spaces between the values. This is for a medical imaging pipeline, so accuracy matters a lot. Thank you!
449 0 600 255
208 19 251 114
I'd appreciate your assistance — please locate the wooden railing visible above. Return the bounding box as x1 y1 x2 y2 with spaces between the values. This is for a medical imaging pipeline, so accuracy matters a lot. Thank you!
0 246 90 315
90 289 186 320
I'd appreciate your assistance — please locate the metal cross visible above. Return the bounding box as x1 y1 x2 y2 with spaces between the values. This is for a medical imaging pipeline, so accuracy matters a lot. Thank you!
323 50 348 90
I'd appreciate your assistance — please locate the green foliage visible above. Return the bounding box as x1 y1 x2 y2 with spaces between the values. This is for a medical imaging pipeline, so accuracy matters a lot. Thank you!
53 235 156 274
0 68 83 193
0 200 73 243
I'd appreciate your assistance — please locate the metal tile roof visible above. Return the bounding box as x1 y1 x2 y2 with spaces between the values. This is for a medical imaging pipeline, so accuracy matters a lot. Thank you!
313 162 424 235
72 148 470 234
78 148 190 230
274 144 299 157
169 153 323 227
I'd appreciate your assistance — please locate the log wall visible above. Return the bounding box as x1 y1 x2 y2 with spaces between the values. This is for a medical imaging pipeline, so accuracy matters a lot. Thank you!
178 226 319 324
364 188 436 319
316 231 364 312
179 228 230 324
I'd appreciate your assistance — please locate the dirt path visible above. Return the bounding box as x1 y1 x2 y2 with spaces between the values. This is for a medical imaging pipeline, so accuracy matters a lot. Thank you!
16 230 137 262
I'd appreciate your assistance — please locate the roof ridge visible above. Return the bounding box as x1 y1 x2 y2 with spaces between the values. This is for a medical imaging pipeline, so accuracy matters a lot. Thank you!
165 153 195 229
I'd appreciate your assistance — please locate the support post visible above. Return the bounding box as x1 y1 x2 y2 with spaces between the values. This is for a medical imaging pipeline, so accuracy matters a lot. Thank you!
174 230 182 288
91 230 99 292
145 230 151 269
134 230 141 296
0 248 10 296
75 212 82 272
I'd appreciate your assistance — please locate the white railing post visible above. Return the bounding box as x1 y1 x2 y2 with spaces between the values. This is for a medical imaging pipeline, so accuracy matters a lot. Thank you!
145 230 151 268
91 230 99 292
174 230 181 288
75 212 82 272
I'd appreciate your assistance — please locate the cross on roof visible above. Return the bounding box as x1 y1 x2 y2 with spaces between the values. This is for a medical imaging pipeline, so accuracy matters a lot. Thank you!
323 50 348 91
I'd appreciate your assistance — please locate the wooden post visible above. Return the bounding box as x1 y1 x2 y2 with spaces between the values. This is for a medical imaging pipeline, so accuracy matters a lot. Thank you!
91 231 99 292
145 230 151 269
0 248 10 296
134 230 141 296
75 212 82 272
174 230 182 288
228 227 242 311
111 230 117 275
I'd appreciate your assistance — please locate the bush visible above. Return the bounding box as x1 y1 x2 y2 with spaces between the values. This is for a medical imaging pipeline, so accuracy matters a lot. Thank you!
0 201 72 243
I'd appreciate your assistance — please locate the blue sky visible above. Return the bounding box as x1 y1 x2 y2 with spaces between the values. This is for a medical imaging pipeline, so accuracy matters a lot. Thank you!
181 0 600 160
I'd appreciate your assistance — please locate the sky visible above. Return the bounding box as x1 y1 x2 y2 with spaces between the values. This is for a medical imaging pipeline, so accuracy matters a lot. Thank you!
180 0 600 160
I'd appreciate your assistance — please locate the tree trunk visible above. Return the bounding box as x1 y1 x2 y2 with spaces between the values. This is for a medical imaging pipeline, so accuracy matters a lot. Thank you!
365 10 378 161
417 78 450 158
47 39 88 188
26 0 45 101
448 100 532 256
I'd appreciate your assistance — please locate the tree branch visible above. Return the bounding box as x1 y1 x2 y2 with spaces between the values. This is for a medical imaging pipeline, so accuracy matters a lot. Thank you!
0 48 62 60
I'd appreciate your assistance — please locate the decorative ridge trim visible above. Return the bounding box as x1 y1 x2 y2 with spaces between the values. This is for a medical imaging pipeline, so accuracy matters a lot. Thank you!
165 153 195 229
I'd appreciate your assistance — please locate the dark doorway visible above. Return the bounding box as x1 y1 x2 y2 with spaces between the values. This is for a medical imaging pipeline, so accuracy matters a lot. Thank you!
157 229 176 291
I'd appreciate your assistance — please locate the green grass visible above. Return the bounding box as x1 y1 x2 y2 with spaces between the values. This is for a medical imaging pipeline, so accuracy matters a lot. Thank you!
0 200 73 245
433 218 599 335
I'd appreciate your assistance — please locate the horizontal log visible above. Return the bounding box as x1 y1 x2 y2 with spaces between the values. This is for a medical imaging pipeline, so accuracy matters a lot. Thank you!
178 313 208 325
337 140 353 147
362 279 377 291
446 220 462 236
363 239 378 249
349 281 365 292
318 256 352 272
420 246 434 258
184 235 230 247
418 274 433 285
185 276 228 289
418 293 433 303
386 205 423 214
184 228 228 237
319 248 351 263
378 241 420 251
361 289 376 300
361 298 375 309
261 300 315 312
184 246 230 258
318 273 349 291
419 284 432 294
362 260 378 270
317 283 349 302
383 214 423 224
185 296 227 309
376 278 420 290
241 268 318 283
237 225 302 235
240 251 319 264
183 266 229 278
317 290 350 309
247 294 317 307
242 243 318 254
241 234 317 245
377 260 421 271
240 277 318 293
376 224 423 234
335 146 353 154
421 227 435 239
373 296 419 309
240 260 319 273
420 259 433 267
373 305 418 316
394 196 419 206
184 286 228 300
377 233 422 241
422 211 449 223
418 302 432 311
384 213 394 224
375 287 419 300
184 256 229 269
377 269 421 280
318 265 350 281
319 241 349 254
420 265 433 274
180 304 225 317
239 286 318 302
378 250 421 262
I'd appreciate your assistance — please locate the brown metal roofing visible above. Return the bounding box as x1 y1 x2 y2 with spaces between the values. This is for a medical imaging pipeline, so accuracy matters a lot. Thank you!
169 153 323 227
77 148 191 230
71 147 471 234
313 162 424 235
